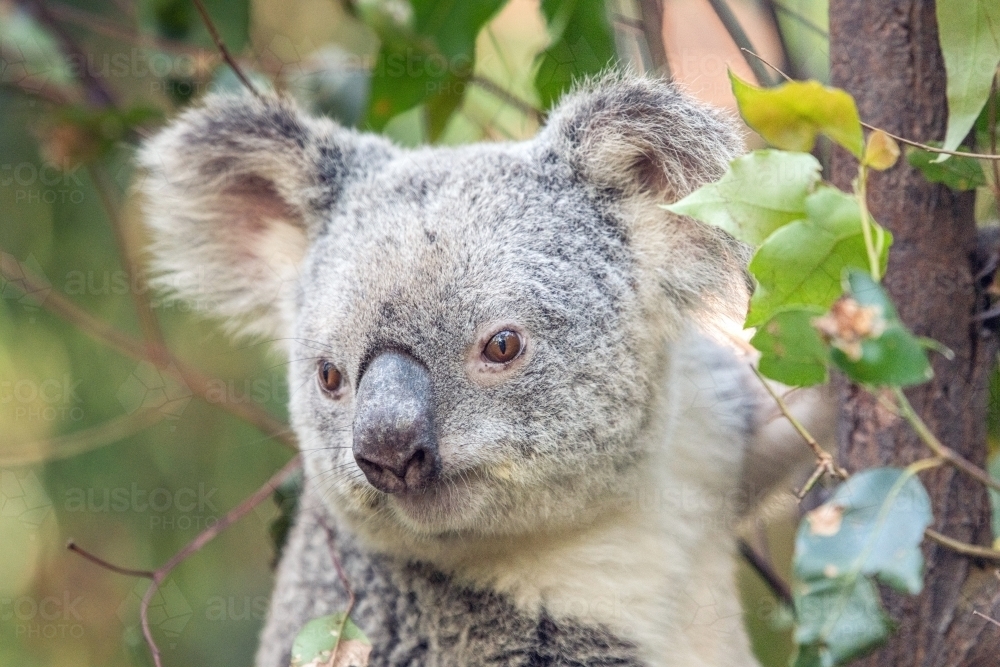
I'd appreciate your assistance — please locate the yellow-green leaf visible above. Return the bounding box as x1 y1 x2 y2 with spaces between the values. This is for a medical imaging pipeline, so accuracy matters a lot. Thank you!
730 71 865 158
863 130 900 171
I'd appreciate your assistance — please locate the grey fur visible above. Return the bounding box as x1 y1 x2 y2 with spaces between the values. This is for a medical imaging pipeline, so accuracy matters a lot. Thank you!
139 73 771 667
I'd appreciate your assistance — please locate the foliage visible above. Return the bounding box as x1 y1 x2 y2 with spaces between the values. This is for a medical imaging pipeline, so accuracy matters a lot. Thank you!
666 69 958 666
291 613 371 667
792 468 932 667
936 0 1000 156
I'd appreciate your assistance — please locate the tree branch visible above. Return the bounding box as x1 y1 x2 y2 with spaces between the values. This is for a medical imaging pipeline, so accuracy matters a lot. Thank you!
0 249 296 450
636 0 670 77
704 0 775 86
69 455 302 667
738 538 793 605
190 0 262 99
2 408 163 465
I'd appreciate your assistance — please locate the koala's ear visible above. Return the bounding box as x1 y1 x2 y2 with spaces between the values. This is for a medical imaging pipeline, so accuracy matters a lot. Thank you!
138 94 395 339
538 73 743 202
538 74 752 328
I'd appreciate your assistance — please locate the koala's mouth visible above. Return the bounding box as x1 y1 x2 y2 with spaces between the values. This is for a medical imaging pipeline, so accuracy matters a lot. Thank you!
379 468 482 525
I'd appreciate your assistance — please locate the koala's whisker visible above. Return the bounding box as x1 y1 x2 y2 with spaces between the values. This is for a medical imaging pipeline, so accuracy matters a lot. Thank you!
256 337 336 352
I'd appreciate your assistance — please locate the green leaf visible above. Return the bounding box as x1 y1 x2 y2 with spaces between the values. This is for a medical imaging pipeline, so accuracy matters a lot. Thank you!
793 467 932 667
746 186 890 327
291 612 371 667
794 576 892 667
989 453 1000 546
729 71 865 158
362 0 506 138
663 150 822 245
907 147 986 191
750 308 829 386
795 468 932 594
534 0 617 108
937 0 1000 155
832 271 934 387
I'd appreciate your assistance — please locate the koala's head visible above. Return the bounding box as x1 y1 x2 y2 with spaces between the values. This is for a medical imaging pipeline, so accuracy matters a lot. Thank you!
139 74 749 542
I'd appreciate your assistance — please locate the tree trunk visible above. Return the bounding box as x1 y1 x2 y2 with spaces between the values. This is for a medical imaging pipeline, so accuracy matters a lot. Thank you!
829 1 1000 665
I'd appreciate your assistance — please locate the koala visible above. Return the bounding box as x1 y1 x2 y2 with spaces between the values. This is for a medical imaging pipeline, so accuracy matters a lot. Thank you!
138 73 803 667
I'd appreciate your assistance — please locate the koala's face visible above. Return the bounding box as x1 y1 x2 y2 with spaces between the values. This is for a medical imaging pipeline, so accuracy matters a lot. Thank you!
140 74 749 540
290 146 654 536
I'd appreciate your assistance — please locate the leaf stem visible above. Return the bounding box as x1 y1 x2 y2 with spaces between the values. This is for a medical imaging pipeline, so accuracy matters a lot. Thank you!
892 387 1000 494
854 164 882 281
750 364 847 495
925 529 1000 562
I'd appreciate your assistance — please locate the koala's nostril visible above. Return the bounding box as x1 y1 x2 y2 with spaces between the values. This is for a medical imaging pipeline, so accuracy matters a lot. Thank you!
352 350 441 495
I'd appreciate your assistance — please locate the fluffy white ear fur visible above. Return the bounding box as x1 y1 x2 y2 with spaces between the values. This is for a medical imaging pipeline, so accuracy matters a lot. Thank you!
138 94 394 339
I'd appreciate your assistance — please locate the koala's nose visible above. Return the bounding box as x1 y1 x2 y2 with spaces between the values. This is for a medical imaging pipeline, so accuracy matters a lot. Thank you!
352 350 440 494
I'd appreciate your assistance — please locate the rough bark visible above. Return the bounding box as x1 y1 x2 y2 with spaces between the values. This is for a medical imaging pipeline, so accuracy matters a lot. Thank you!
829 1 1000 665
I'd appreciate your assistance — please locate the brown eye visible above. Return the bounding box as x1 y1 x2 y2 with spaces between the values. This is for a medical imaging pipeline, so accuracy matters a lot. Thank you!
483 330 523 364
318 360 343 394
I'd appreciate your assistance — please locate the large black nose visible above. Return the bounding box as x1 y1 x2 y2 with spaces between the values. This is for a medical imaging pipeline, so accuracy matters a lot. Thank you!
352 350 440 494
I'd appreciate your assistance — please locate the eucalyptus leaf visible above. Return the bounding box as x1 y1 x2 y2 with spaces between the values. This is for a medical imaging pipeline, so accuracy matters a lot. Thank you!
907 147 986 191
936 0 1000 155
363 0 506 138
750 308 829 386
795 467 932 594
989 453 1000 547
663 150 822 246
291 612 371 667
729 71 864 158
793 575 892 667
832 271 934 387
534 0 617 108
746 186 890 328
793 467 932 667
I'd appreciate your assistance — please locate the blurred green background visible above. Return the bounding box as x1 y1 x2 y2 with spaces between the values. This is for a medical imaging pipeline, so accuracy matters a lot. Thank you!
0 0 836 665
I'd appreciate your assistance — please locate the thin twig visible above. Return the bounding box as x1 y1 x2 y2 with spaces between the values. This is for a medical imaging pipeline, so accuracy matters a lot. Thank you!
860 122 1000 161
750 365 848 488
2 408 163 465
892 388 1000 495
70 455 302 667
190 0 262 99
738 538 793 605
974 609 1000 629
758 0 798 81
0 249 296 450
67 541 155 578
45 2 206 56
470 76 543 122
705 0 774 87
319 514 357 666
926 529 1000 562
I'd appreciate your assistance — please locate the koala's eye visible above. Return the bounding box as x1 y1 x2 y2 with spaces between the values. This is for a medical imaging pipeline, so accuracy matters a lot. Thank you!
317 360 343 394
483 330 523 364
